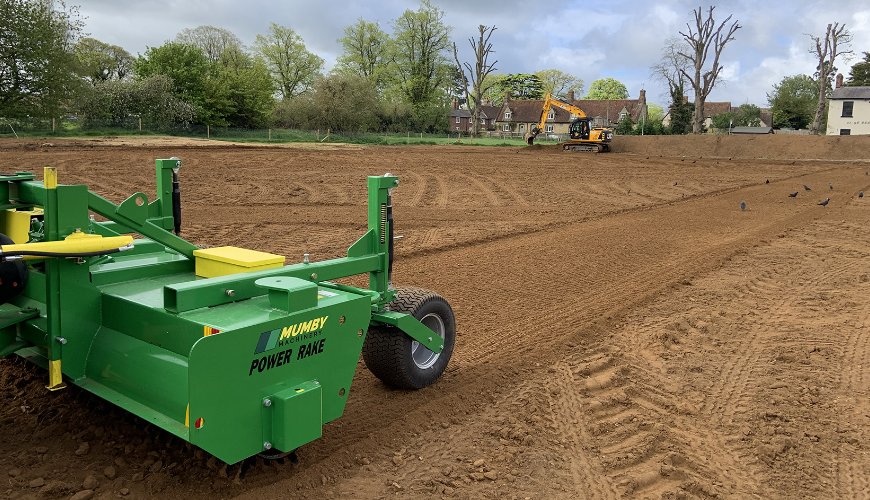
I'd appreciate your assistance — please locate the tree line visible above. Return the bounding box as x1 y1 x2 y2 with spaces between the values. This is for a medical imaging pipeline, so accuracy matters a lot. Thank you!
3 0 866 136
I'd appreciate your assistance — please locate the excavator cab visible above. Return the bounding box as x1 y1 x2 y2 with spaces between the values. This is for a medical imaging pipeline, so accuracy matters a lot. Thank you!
569 119 591 140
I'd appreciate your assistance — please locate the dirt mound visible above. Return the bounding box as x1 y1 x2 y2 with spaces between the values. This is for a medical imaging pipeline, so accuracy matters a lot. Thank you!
1 142 868 499
613 134 870 160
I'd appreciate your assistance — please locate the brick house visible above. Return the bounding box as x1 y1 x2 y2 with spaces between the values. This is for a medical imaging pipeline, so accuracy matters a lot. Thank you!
494 89 648 135
450 102 501 133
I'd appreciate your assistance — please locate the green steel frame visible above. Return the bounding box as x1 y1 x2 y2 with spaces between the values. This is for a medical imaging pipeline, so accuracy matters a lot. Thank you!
0 159 443 464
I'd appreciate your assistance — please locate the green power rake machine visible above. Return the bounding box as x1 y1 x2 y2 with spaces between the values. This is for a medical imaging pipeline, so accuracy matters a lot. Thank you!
0 159 455 464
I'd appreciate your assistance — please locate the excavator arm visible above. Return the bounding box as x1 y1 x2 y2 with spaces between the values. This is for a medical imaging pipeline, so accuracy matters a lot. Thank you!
527 93 588 144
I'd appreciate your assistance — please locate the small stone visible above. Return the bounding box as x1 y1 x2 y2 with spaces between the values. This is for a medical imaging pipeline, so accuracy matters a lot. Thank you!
472 459 485 468
443 486 455 495
484 471 498 480
442 466 452 477
390 481 401 490
119 488 130 496
28 477 45 488
358 457 370 465
391 455 403 466
470 472 485 481
149 460 163 474
34 446 48 454
82 474 99 490
8 468 21 478
131 472 144 482
75 442 90 456
103 466 116 479
320 475 328 486
70 490 94 500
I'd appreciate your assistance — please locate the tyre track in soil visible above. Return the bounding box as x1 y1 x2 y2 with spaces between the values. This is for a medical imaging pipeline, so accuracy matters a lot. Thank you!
237 167 869 498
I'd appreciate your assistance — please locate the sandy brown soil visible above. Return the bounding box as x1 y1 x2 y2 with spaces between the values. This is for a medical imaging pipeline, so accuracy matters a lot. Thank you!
0 136 868 499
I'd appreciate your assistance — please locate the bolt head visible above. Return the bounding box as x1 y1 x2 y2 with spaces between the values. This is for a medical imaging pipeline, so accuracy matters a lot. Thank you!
225 289 236 297
263 441 272 450
262 398 272 407
56 337 67 345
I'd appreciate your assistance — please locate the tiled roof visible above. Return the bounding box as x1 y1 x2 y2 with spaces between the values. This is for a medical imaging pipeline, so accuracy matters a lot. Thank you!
703 101 733 117
449 109 471 118
831 86 870 99
570 99 643 121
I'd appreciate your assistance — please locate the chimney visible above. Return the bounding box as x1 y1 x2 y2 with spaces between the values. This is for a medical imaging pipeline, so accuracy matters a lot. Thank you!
835 73 844 89
639 89 646 104
567 89 575 101
504 91 511 103
452 98 459 110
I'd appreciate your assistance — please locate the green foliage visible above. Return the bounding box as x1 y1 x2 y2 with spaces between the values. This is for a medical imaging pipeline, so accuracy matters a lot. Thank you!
76 75 195 130
74 37 133 84
492 73 544 100
710 112 734 130
667 81 693 134
585 78 629 99
134 40 273 128
255 23 324 99
0 0 83 119
273 74 379 132
768 74 817 129
335 19 392 90
733 103 762 126
535 69 583 99
481 74 507 104
647 103 665 124
846 52 870 86
135 43 210 103
391 0 452 106
615 114 634 135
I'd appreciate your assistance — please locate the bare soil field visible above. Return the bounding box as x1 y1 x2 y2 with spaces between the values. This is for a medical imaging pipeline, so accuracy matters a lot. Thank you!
1 136 868 499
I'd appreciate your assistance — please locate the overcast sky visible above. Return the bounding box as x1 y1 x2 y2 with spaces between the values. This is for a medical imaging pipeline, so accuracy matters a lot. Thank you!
76 0 870 107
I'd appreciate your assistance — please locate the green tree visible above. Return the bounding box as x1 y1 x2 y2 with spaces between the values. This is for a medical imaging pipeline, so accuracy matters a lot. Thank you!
846 51 870 86
535 69 583 99
310 73 380 132
73 37 133 84
211 51 275 128
710 112 734 130
668 81 693 134
733 103 761 126
0 0 83 119
335 19 392 90
77 75 195 130
176 26 242 64
481 74 507 104
135 43 210 104
496 73 544 99
255 23 323 99
615 114 634 135
391 0 452 106
647 103 665 124
768 74 817 129
585 77 629 99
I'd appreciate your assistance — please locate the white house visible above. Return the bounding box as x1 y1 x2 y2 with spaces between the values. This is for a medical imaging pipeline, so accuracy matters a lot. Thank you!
826 74 870 136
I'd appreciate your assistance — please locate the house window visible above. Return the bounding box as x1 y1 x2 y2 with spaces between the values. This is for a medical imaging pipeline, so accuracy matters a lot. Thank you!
546 124 553 133
619 112 628 121
519 124 525 131
502 124 510 131
504 111 512 120
547 111 555 120
842 101 854 117
455 116 460 124
840 129 851 135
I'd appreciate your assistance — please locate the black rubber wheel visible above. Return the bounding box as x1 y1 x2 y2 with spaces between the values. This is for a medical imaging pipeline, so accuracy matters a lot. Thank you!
363 287 456 389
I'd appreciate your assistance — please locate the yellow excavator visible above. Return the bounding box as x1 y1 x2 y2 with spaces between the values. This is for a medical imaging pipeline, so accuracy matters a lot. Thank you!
525 93 613 152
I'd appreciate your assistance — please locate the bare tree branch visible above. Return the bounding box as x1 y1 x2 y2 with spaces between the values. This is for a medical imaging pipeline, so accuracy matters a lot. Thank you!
452 25 497 136
809 22 852 133
677 6 740 133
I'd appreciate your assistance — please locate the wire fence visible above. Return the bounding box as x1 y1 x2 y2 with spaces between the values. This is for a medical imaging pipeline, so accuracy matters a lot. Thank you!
0 119 572 146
